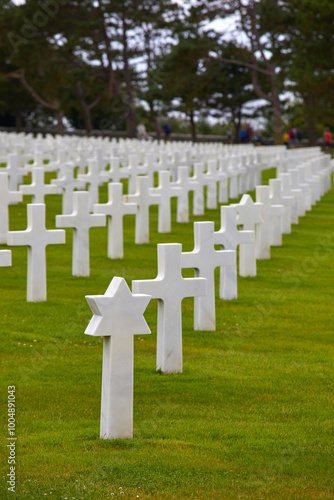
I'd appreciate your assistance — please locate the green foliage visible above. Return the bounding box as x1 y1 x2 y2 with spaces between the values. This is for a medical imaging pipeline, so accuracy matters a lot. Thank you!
257 0 334 141
0 0 333 138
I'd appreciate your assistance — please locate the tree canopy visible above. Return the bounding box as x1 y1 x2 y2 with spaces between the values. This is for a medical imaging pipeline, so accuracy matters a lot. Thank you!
1 0 333 143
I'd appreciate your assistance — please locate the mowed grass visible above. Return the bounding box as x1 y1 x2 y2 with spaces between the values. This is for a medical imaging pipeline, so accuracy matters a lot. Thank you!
0 166 333 500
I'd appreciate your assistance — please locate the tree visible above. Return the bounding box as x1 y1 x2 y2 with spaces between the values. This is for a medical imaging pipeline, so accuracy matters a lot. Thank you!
4 0 83 134
278 0 334 144
155 2 220 142
203 42 259 141
133 0 180 138
213 0 289 144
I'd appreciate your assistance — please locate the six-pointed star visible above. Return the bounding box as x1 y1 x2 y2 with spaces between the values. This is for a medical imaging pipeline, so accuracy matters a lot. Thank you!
85 277 151 337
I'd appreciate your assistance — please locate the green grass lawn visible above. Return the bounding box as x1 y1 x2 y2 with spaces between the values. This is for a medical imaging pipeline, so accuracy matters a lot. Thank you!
1 167 333 499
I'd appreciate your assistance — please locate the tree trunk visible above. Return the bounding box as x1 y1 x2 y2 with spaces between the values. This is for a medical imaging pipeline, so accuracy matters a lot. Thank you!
9 69 63 134
83 106 93 135
96 0 119 98
150 103 161 140
77 82 93 134
232 108 242 143
189 109 197 143
122 15 136 138
306 117 317 146
271 87 283 145
304 95 317 145
15 110 22 131
56 111 64 135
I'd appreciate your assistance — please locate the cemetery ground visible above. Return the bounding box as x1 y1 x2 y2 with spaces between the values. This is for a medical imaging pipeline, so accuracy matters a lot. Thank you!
1 168 333 500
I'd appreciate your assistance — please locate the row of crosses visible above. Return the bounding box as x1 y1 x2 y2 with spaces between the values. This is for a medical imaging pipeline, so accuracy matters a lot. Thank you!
84 204 263 439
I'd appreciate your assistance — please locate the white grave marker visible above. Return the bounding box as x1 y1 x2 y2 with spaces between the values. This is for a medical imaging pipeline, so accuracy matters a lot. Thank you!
52 162 85 214
56 191 106 276
132 243 206 373
20 167 58 203
7 203 65 301
204 160 218 209
126 154 147 194
125 176 161 244
0 172 23 244
6 154 26 190
85 277 151 439
269 178 286 245
233 194 263 277
93 183 137 259
238 156 247 194
181 222 235 330
78 159 101 210
228 157 239 199
214 206 254 299
279 173 301 226
101 157 130 184
192 163 205 216
173 166 200 223
149 170 182 233
290 168 308 216
0 250 11 267
255 185 284 259
217 160 228 204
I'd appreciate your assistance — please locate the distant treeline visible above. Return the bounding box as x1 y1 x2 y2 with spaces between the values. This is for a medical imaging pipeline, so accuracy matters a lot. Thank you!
1 0 333 144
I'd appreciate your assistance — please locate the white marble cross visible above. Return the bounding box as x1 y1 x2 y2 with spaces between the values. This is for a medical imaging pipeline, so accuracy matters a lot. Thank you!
269 178 287 245
228 157 240 199
142 152 161 187
181 222 235 330
132 243 206 373
101 157 130 184
255 185 284 259
96 147 108 173
46 148 67 175
0 172 23 244
295 167 312 212
85 276 151 439
28 151 45 170
245 153 256 192
98 157 117 184
7 203 65 301
233 194 263 276
51 162 86 214
279 173 301 226
125 176 161 244
126 154 147 194
56 191 106 276
290 168 309 216
253 152 265 186
78 159 101 210
149 170 182 233
217 159 229 204
0 249 11 267
314 156 332 195
20 167 58 203
160 151 178 181
173 166 200 223
304 162 322 202
298 165 319 205
214 206 254 299
204 160 218 209
93 183 137 259
192 163 206 215
5 154 26 190
238 155 248 195
75 146 90 175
